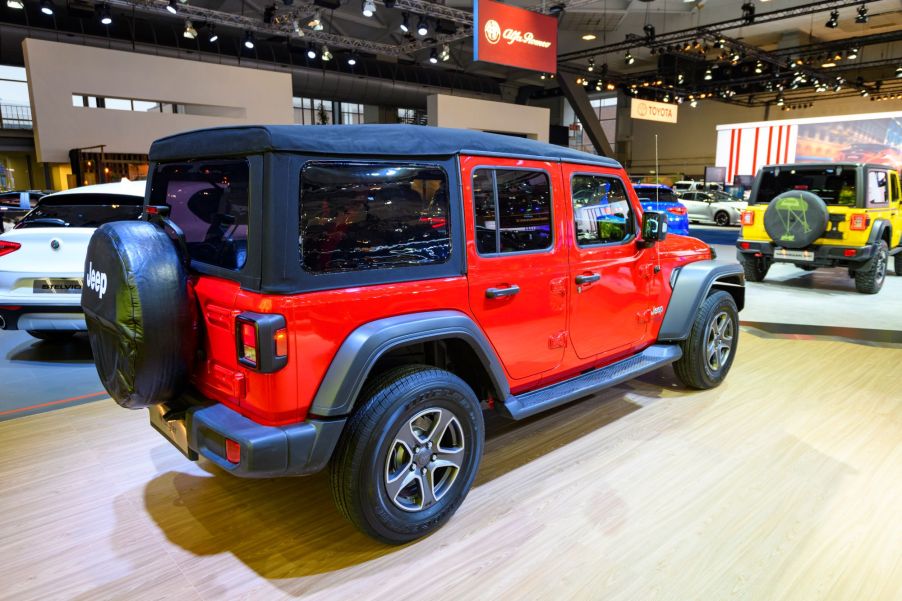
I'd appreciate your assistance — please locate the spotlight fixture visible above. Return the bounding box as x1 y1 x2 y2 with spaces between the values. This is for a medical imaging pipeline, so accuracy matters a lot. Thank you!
183 19 197 39
755 61 763 74
306 44 317 59
704 68 713 80
347 54 357 66
308 10 323 30
6 0 24 9
896 65 902 78
40 0 53 16
400 12 410 33
714 37 726 49
208 26 218 43
244 31 255 49
321 45 332 61
362 0 376 18
582 33 597 41
624 51 635 65
677 72 684 84
429 48 438 64
860 88 869 97
741 1 755 25
847 48 859 60
595 81 602 91
825 10 839 29
417 16 428 36
440 44 451 62
166 0 177 14
776 95 784 106
99 4 112 25
587 58 595 72
540 73 547 80
821 59 836 68
643 24 655 43
263 4 276 24
690 99 698 108
855 4 868 24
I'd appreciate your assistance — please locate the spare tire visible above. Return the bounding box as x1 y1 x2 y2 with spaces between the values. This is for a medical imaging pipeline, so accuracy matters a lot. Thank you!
82 221 198 409
763 191 829 249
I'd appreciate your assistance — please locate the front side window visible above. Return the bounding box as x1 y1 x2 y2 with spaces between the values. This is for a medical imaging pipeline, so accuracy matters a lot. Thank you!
300 163 450 274
472 169 552 254
149 159 250 270
867 170 889 207
571 175 634 246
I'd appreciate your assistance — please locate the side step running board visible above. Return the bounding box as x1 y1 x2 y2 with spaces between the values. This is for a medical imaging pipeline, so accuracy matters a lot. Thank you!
497 344 682 420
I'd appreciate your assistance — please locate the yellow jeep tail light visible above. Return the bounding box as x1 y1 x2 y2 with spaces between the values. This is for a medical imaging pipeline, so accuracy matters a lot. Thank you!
849 213 869 230
741 210 755 226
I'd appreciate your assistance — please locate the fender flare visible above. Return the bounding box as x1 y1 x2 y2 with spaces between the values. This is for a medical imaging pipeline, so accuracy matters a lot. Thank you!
309 310 509 417
658 260 745 342
867 219 892 246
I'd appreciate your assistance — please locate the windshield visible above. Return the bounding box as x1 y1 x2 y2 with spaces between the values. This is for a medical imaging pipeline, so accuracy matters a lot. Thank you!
635 187 677 202
754 166 857 206
673 182 691 190
18 193 143 228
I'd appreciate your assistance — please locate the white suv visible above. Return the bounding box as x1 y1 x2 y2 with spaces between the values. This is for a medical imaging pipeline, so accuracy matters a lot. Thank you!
0 180 145 340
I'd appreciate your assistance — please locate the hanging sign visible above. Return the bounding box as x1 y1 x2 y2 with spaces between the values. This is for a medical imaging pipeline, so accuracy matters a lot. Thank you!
630 98 679 124
473 0 558 73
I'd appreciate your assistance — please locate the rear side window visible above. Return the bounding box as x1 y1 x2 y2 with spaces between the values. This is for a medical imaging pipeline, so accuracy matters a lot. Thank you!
867 170 889 207
299 163 450 274
150 159 250 271
19 193 143 228
472 169 552 254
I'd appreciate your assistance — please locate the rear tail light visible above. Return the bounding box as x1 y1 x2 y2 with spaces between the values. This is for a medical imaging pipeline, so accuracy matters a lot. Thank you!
741 211 755 226
225 438 241 464
236 313 288 373
849 213 869 230
666 205 688 215
739 242 751 250
843 249 857 257
0 240 21 257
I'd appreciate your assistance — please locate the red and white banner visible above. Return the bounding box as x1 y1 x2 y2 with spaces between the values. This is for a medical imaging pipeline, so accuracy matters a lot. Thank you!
716 123 797 184
473 0 558 73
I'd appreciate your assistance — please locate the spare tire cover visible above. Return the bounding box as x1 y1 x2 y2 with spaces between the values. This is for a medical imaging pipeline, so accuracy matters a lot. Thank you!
82 221 198 409
763 191 830 249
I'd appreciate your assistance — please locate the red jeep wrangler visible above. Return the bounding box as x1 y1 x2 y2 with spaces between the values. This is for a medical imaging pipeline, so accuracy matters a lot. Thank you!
82 125 744 543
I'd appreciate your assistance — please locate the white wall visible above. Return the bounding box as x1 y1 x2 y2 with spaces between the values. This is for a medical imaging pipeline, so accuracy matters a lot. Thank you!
623 94 902 177
24 39 293 163
427 94 550 142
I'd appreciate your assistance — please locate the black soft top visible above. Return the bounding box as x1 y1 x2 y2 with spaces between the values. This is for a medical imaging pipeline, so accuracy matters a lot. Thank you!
149 124 620 168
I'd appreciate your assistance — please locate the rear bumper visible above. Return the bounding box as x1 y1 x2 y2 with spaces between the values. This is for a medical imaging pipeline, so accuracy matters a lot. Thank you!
0 304 85 331
149 395 346 478
736 239 876 266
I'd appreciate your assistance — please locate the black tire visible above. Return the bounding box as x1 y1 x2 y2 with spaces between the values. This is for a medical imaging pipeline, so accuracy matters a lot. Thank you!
763 191 829 249
738 253 770 282
81 221 198 409
330 365 484 544
853 240 889 294
27 330 77 342
714 211 730 226
673 290 739 390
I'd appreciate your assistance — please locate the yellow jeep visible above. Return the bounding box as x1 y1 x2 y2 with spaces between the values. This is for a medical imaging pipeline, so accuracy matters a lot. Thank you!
737 163 902 294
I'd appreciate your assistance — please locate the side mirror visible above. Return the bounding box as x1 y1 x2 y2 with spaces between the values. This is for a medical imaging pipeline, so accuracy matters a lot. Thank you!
640 211 667 246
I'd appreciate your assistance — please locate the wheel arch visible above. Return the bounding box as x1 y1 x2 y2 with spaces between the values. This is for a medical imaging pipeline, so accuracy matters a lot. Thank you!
309 310 509 418
658 261 745 342
868 219 892 247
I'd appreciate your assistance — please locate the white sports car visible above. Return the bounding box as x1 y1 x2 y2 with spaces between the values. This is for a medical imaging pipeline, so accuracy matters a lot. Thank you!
677 191 748 226
0 180 145 341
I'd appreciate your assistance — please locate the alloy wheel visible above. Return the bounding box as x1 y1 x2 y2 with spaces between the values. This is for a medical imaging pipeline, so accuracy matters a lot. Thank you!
706 310 734 373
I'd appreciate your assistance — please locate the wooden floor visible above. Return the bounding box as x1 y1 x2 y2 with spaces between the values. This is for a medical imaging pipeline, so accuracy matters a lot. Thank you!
1 330 900 601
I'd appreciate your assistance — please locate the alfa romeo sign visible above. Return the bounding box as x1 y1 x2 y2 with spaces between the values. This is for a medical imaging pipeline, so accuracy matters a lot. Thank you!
630 98 679 124
474 0 558 73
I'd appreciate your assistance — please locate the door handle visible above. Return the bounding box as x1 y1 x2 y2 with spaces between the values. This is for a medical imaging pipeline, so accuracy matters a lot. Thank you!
485 285 520 299
575 273 601 285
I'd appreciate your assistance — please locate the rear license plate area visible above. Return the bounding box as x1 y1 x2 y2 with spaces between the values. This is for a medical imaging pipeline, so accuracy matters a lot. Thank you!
774 248 814 262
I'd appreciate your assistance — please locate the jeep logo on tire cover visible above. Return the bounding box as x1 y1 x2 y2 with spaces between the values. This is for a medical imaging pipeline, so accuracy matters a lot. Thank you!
85 262 108 299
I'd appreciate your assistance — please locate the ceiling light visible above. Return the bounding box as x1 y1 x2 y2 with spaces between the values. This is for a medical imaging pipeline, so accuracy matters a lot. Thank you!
208 26 218 43
244 31 255 49
417 16 428 36
540 73 547 80
307 44 317 59
776 95 784 106
896 66 902 78
582 33 596 41
825 10 839 29
166 0 177 14
183 19 197 39
362 0 376 18
321 45 332 61
860 88 869 97
624 51 635 65
821 60 836 68
348 54 357 66
400 12 410 33
704 68 713 80
40 0 53 15
595 81 602 91
440 44 451 62
606 82 616 91
6 0 24 9
99 4 112 25
587 58 595 72
429 48 438 64
690 99 698 107
847 48 859 60
755 61 763 74
856 4 868 24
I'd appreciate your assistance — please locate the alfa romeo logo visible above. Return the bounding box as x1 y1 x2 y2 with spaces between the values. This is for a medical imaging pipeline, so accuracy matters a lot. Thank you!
484 19 501 44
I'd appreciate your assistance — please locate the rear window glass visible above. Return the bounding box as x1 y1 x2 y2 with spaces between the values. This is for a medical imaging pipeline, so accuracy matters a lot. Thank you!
300 162 450 274
635 187 677 202
149 159 250 271
755 166 856 207
674 182 691 190
19 193 143 228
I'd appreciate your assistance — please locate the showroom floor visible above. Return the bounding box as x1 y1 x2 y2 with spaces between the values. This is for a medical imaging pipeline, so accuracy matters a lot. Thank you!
1 225 900 600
